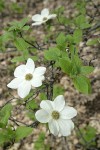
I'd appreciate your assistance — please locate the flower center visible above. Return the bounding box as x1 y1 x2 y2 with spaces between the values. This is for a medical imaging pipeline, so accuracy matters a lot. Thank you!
25 73 33 81
52 111 60 120
43 17 47 21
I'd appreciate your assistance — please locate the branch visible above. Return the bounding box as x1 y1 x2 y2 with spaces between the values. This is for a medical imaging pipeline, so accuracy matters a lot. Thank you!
19 32 45 51
10 117 39 128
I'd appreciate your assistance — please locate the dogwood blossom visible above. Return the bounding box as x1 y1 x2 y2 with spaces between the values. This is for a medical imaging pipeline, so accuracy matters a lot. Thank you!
7 58 46 98
32 8 57 26
35 95 77 136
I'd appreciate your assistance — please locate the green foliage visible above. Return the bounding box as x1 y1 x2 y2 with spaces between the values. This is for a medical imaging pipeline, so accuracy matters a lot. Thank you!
59 52 93 94
0 31 14 51
53 84 64 98
34 132 49 150
56 32 67 49
55 6 65 15
44 37 94 94
58 17 71 25
76 0 86 15
0 104 12 128
14 38 30 51
66 35 74 44
74 15 91 29
39 93 47 100
73 75 91 94
77 126 97 148
59 52 82 76
0 18 30 52
59 58 71 75
0 128 15 146
73 29 83 44
11 56 26 63
66 29 83 45
54 6 71 26
27 111 35 120
26 100 38 110
25 98 38 120
0 0 5 12
0 31 14 42
80 66 94 75
15 126 33 142
8 18 30 32
0 126 33 146
11 55 38 63
44 47 60 61
86 38 100 46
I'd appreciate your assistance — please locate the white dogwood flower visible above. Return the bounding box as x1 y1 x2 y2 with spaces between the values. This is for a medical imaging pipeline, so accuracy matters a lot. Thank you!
32 8 57 26
7 58 46 98
35 95 77 136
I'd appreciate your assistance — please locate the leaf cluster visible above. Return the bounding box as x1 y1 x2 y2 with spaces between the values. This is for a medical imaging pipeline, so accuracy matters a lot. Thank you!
0 104 33 147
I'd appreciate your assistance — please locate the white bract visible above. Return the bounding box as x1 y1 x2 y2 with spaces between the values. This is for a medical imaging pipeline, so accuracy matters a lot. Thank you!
35 95 77 136
32 8 57 26
7 58 46 98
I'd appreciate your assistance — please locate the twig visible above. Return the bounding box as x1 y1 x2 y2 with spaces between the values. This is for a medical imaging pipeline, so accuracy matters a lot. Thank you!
19 32 45 51
10 117 39 128
75 123 88 148
49 61 55 100
0 97 17 109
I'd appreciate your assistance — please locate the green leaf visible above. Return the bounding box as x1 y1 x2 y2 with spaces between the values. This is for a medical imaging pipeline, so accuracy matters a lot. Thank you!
61 50 69 58
77 125 97 147
29 56 39 61
8 26 17 31
0 128 15 146
69 45 75 55
86 38 100 46
83 126 96 146
56 33 67 49
54 6 64 15
8 18 29 31
80 66 94 75
22 25 30 31
0 0 5 12
80 23 91 29
66 35 74 44
0 32 14 42
58 17 70 25
59 58 71 75
75 15 85 26
34 132 48 150
27 111 35 120
15 126 33 141
14 38 30 51
71 54 82 66
73 75 92 94
73 29 82 44
26 100 38 110
53 84 64 98
44 47 60 61
75 15 91 29
70 54 82 76
39 93 47 100
0 104 12 128
18 18 29 29
11 56 25 63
